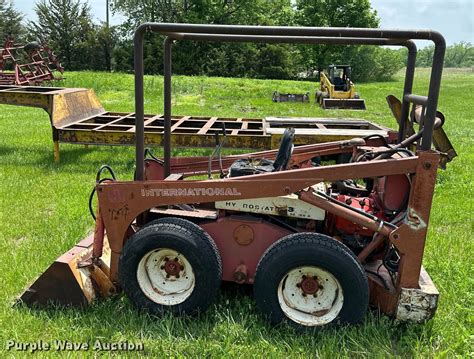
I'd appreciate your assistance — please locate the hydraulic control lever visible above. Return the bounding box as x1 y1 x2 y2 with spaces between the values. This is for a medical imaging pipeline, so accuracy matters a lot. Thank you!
208 123 227 178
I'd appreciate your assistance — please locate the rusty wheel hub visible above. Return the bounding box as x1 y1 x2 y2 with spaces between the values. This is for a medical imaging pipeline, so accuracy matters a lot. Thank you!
299 276 319 295
137 248 195 305
278 266 344 326
162 257 184 277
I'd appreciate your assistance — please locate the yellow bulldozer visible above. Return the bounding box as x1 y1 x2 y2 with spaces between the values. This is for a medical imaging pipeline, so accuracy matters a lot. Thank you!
316 65 366 110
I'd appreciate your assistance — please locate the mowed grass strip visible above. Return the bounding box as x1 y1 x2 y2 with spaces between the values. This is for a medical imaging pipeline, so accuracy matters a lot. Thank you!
0 68 472 357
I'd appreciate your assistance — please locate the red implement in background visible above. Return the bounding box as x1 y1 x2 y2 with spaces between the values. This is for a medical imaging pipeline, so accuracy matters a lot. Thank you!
0 37 64 86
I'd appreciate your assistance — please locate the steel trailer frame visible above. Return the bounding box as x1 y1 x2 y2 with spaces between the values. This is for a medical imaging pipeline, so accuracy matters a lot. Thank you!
0 85 394 162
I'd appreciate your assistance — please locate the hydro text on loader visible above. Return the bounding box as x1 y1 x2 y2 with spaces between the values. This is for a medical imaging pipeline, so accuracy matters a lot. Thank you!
19 24 454 329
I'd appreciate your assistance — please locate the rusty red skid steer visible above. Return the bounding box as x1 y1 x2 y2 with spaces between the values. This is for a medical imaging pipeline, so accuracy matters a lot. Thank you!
19 24 456 329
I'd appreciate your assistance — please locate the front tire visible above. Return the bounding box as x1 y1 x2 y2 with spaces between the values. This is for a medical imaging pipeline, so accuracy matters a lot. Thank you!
254 233 368 328
119 217 222 316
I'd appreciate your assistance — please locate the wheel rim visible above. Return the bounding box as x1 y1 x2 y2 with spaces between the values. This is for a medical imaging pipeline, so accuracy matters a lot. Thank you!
137 248 195 305
277 266 344 326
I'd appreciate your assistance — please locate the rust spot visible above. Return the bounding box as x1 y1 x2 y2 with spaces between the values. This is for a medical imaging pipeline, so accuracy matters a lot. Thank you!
233 264 248 284
275 205 288 216
300 276 319 294
406 208 427 230
312 309 330 317
233 224 254 246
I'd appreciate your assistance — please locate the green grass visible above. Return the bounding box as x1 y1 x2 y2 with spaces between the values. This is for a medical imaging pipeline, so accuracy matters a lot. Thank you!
0 69 472 357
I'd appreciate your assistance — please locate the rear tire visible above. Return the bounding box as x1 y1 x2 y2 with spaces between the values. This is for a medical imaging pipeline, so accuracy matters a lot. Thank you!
254 233 368 328
119 217 222 316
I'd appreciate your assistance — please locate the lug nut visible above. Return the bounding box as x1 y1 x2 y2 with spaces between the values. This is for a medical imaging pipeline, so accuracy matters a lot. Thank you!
164 257 169 262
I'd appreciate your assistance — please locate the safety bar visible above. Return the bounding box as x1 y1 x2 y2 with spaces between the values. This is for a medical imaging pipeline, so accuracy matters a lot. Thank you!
133 23 446 179
404 94 428 106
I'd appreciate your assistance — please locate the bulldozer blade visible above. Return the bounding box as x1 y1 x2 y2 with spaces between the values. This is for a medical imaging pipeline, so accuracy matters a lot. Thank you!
322 98 366 110
18 234 115 307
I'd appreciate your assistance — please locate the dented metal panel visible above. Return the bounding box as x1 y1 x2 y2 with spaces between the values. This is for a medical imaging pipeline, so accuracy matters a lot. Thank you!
395 267 439 323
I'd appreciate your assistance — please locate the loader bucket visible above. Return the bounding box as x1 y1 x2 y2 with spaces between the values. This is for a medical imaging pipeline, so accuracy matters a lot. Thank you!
322 98 366 110
18 234 115 307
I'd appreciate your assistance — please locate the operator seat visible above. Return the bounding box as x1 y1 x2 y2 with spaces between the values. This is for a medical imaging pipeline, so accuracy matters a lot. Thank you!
229 128 295 177
333 76 346 91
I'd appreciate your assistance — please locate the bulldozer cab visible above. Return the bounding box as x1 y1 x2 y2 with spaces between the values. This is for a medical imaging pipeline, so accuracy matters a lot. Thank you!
328 65 351 91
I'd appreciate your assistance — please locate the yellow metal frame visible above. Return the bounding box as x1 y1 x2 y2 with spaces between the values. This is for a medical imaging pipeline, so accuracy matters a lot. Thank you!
319 71 357 100
0 85 391 162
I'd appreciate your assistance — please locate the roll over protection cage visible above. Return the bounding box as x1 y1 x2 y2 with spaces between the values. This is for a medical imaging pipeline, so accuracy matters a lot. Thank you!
132 23 446 180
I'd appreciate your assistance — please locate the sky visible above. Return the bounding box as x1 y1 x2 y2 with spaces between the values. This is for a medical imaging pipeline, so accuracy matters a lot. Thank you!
11 0 474 47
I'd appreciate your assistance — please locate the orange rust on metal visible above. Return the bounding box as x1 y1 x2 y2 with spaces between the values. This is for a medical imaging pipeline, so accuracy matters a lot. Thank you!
0 85 105 127
299 191 393 237
233 264 248 284
170 116 190 131
233 224 254 245
366 262 399 315
89 264 116 298
197 117 218 134
300 276 319 294
388 94 455 168
19 232 115 307
164 139 385 177
358 233 386 262
95 157 418 281
412 105 456 167
389 151 440 289
92 207 105 259
19 234 95 306
387 95 414 137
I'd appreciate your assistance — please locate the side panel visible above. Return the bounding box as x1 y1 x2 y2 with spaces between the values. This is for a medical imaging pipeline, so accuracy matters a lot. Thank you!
200 216 292 283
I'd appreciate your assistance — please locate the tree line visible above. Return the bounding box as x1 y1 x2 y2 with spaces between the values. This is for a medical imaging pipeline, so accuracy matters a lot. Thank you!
1 0 472 82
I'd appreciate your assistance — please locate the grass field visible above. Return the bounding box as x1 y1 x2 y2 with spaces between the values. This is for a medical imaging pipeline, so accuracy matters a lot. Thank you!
0 68 472 357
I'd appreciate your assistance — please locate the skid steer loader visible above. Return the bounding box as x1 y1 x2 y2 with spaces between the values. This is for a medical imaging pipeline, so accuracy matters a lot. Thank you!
18 23 456 329
316 65 366 110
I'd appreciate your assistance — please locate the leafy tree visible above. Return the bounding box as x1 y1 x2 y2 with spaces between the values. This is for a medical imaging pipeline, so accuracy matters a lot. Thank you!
111 0 294 32
256 44 295 79
417 42 473 68
295 0 380 81
28 0 98 70
112 38 134 72
111 0 297 77
416 45 435 67
343 46 404 82
0 0 25 41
